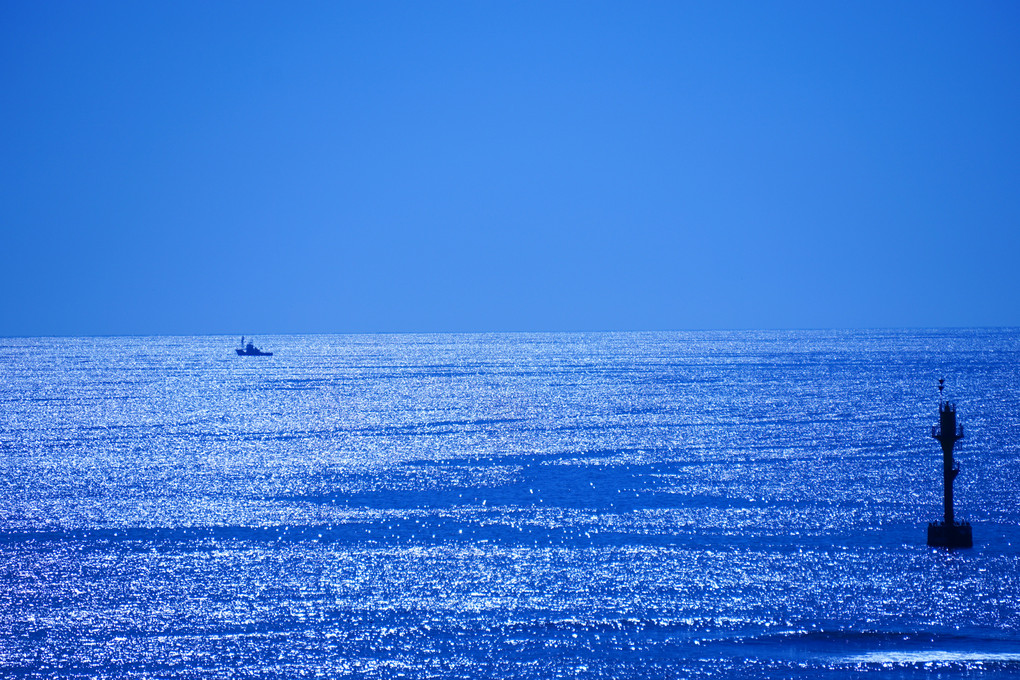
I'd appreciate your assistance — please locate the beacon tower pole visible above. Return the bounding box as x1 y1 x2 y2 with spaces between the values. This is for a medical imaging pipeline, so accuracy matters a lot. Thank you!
927 379 973 548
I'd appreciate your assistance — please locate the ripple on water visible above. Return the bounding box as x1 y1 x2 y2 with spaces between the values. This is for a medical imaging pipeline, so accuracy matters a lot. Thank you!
2 331 1019 678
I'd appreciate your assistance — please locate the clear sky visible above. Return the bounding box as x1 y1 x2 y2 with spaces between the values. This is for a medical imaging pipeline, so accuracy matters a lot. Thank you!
2 2 1018 336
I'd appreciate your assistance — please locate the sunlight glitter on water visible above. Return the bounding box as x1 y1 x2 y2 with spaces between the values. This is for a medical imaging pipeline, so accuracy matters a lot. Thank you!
2 331 1020 678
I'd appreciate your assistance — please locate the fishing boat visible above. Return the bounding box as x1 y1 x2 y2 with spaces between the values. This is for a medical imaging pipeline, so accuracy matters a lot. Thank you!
236 336 273 356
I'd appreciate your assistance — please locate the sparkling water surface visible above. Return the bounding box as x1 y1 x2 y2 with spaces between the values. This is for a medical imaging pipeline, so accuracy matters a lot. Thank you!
2 330 1019 678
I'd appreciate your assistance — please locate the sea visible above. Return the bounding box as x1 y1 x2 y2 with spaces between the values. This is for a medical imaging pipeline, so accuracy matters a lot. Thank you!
2 329 1019 679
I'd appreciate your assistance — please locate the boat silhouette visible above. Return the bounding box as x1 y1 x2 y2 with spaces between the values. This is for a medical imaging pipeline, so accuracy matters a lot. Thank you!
236 336 273 356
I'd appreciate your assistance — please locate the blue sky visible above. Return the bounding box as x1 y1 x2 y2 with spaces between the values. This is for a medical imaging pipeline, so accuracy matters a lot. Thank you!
2 2 1018 336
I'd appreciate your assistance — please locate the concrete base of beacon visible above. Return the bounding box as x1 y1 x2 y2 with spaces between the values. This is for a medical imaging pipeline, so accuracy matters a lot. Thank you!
927 521 973 548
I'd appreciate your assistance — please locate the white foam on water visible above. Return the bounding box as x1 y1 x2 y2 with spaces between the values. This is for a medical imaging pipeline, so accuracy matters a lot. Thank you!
845 651 1020 664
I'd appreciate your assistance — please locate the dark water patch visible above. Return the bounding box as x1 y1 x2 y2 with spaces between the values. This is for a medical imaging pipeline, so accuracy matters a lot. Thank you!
0 515 899 551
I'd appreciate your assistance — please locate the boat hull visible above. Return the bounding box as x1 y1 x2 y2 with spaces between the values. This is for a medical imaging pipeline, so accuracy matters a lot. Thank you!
236 349 273 356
